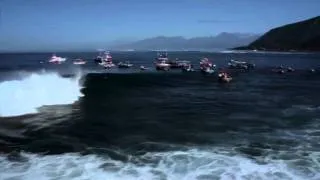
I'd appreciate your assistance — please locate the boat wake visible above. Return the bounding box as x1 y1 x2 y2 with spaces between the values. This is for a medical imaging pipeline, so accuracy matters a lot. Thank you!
0 72 83 117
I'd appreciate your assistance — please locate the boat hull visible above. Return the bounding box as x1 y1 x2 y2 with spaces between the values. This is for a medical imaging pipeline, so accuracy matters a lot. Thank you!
73 62 86 65
118 62 133 68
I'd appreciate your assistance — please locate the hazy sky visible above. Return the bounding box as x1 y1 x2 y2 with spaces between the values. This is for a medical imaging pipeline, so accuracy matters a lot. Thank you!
0 0 319 51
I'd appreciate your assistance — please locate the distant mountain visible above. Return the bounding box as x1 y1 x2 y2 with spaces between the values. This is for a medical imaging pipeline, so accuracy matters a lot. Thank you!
235 16 320 51
109 33 260 50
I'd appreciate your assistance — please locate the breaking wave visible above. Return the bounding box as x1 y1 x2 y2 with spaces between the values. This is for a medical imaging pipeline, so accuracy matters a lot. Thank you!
0 72 83 117
0 149 319 180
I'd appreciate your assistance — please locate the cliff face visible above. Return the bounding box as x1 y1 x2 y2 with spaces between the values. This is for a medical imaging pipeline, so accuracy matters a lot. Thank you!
236 16 320 51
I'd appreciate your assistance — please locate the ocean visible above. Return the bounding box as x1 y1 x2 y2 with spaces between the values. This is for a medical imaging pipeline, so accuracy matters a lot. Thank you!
0 51 320 180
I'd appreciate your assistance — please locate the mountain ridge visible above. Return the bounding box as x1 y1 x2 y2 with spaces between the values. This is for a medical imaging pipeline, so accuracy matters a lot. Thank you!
234 16 320 51
109 33 260 50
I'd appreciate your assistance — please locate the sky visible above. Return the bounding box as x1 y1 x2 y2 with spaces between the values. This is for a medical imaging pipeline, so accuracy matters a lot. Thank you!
0 0 319 51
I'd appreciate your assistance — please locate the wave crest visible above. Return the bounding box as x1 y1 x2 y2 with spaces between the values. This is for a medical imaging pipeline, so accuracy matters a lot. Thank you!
0 72 83 117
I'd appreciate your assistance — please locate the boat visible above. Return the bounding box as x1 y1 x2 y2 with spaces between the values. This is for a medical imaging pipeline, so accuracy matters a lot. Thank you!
155 52 171 71
140 66 149 71
102 62 115 69
309 68 316 73
200 58 214 67
276 67 284 74
202 68 215 74
272 66 286 74
182 64 195 72
118 61 133 68
95 51 115 68
155 60 170 71
156 52 169 61
200 58 216 74
48 54 67 64
154 52 191 70
168 58 191 69
228 59 255 70
272 66 295 74
94 51 104 64
73 58 86 65
218 72 232 83
287 67 295 72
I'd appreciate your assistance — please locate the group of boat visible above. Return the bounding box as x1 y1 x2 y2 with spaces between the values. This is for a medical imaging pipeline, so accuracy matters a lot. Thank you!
45 51 320 84
49 51 320 83
93 51 137 69
48 54 86 65
272 66 295 74
94 51 115 68
47 51 250 83
47 52 135 69
153 52 234 83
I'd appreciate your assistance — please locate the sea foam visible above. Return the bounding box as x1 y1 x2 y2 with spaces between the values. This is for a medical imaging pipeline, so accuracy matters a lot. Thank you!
0 72 83 117
0 149 318 180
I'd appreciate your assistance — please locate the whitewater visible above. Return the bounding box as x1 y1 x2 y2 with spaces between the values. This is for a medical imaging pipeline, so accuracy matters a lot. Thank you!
0 71 83 117
1 147 319 180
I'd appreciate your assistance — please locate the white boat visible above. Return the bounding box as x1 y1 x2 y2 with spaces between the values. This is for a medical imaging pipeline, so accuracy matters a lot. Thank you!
102 63 115 68
118 61 133 68
202 67 215 74
200 58 214 67
155 52 170 71
48 54 67 63
287 67 295 72
73 59 86 65
182 64 195 72
156 52 169 61
155 60 170 71
97 51 115 68
140 66 149 71
200 58 216 74
228 59 255 70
